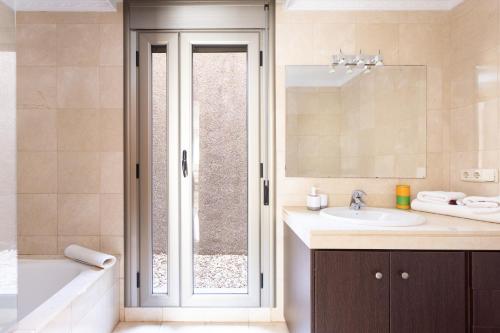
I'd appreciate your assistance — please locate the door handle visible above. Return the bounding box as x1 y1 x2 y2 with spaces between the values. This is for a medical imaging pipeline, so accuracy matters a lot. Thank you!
182 150 188 178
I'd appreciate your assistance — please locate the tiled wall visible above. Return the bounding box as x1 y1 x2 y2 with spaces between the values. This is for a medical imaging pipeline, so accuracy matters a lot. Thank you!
15 7 124 258
449 0 500 196
275 5 451 318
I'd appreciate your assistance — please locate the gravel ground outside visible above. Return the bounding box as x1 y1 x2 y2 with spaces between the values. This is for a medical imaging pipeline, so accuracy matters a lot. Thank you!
153 253 248 294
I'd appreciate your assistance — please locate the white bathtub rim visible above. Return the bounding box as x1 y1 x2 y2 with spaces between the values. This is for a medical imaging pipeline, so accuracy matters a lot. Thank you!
15 257 115 332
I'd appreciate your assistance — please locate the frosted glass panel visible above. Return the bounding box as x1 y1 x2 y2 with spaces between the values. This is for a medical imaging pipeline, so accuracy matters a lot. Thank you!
192 47 248 293
151 45 168 294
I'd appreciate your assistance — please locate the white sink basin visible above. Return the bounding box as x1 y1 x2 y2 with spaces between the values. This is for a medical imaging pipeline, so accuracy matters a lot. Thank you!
320 207 426 227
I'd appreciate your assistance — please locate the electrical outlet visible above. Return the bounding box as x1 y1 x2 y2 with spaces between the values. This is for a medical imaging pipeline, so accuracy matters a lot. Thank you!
460 169 498 183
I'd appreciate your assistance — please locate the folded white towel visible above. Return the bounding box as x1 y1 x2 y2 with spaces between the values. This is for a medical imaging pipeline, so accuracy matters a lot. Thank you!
416 191 466 204
458 196 500 209
64 244 116 269
411 199 500 223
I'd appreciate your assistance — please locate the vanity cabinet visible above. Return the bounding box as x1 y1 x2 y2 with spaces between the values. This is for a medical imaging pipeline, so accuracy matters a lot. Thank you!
472 252 500 333
284 225 472 333
389 252 467 333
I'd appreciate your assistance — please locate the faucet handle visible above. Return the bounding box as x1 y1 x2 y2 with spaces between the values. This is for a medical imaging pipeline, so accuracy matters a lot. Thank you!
352 190 367 199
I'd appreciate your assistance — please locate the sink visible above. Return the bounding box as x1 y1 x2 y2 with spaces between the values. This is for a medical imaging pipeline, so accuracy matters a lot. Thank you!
320 207 426 227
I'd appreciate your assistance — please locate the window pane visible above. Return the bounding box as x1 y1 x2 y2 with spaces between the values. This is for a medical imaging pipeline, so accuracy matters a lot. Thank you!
192 47 248 294
151 45 168 295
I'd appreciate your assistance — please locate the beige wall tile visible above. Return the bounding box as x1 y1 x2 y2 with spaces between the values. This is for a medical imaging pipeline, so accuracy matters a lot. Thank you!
58 194 100 236
99 24 123 66
275 23 314 65
18 152 57 193
18 236 58 255
100 108 124 152
58 152 100 193
57 67 99 109
100 194 124 236
98 3 123 24
17 108 57 151
16 24 57 66
16 12 57 24
54 12 99 24
17 66 57 109
99 66 124 109
355 23 399 65
100 235 124 256
399 23 449 65
58 236 100 254
57 24 99 66
18 194 57 236
312 23 356 64
57 109 100 151
100 152 124 194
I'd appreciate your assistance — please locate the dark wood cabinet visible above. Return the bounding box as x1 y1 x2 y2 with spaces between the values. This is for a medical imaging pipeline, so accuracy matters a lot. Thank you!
314 251 389 333
472 252 500 332
390 252 467 333
283 225 485 333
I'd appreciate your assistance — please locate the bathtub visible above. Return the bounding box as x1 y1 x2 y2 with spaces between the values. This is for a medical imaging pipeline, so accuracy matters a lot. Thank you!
11 257 119 333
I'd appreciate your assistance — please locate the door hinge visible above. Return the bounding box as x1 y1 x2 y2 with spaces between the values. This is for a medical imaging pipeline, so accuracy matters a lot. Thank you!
259 51 263 67
136 272 140 288
136 51 139 67
260 273 264 289
263 180 269 206
136 164 140 179
260 163 264 178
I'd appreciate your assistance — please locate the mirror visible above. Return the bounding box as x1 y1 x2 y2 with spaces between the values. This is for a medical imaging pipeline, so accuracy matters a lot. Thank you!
286 65 427 178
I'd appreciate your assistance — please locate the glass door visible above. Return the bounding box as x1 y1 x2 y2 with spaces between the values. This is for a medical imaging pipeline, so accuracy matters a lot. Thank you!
138 31 261 307
138 33 180 307
180 32 261 307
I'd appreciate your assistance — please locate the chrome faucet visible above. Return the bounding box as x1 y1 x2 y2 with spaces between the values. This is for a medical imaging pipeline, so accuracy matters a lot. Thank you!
350 190 366 210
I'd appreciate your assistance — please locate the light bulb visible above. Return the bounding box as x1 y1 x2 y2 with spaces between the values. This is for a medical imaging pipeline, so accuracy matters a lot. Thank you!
329 65 336 73
346 65 353 74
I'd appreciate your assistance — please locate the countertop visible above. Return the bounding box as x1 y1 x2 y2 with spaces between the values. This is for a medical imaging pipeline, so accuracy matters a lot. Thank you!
283 206 500 250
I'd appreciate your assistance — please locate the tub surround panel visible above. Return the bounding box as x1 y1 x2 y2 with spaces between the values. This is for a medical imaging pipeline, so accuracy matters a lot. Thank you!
14 258 119 333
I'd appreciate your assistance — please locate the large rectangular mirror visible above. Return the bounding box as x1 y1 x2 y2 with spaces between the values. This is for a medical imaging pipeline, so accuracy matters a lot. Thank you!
286 65 427 178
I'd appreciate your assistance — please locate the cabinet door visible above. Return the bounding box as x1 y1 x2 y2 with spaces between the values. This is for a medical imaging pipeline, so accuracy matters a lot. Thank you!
314 251 390 333
472 252 500 332
390 252 467 333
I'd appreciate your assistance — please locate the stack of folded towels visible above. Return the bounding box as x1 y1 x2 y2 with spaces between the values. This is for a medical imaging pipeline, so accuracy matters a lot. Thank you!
411 191 500 223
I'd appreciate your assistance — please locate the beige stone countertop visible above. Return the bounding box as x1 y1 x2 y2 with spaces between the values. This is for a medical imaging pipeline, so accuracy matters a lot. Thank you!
283 206 500 250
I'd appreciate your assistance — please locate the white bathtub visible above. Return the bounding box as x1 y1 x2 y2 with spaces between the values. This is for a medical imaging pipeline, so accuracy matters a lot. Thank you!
12 257 119 333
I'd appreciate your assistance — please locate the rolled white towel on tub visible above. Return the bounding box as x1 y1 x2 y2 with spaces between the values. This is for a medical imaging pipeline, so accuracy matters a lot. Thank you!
64 244 116 269
416 191 466 204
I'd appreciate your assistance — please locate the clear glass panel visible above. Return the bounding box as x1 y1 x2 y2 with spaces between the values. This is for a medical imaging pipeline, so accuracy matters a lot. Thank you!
151 45 168 294
192 46 248 294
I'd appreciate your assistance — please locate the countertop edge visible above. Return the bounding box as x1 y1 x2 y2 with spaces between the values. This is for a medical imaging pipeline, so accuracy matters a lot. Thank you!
283 206 500 250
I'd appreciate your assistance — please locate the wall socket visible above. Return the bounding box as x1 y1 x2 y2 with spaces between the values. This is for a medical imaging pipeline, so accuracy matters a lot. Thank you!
460 169 498 183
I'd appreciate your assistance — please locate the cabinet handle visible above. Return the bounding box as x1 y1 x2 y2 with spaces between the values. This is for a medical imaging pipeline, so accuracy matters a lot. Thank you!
401 272 410 280
375 272 383 280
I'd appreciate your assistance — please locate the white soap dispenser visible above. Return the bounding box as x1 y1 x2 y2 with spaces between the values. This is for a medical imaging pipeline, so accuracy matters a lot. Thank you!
307 186 321 211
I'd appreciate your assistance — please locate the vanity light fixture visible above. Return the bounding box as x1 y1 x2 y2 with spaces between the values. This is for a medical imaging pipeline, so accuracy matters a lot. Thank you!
330 49 384 74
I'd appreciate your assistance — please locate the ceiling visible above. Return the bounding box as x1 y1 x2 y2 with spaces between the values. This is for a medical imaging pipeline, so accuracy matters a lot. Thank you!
284 0 464 11
11 0 118 12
